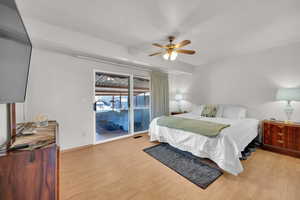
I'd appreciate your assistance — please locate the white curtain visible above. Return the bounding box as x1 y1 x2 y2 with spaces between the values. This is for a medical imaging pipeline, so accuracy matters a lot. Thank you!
151 71 169 119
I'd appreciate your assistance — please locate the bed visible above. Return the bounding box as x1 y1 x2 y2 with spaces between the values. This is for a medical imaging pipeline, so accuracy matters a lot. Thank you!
149 106 259 175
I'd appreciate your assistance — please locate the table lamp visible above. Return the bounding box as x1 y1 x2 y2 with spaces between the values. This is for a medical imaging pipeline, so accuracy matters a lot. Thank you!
175 94 183 112
276 88 300 123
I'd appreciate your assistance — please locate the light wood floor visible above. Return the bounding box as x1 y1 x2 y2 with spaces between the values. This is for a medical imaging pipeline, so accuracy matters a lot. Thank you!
60 134 300 200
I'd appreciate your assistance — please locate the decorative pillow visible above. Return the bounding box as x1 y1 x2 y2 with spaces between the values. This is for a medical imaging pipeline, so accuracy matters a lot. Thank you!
201 104 218 117
222 106 247 119
190 105 203 115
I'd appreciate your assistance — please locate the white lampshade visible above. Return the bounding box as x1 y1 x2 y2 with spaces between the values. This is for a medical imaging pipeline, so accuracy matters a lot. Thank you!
170 51 178 61
276 88 300 101
175 94 183 101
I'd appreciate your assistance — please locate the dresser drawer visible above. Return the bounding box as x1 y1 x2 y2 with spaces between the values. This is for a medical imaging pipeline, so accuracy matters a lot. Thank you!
264 123 286 147
286 126 300 151
271 126 286 148
263 124 271 144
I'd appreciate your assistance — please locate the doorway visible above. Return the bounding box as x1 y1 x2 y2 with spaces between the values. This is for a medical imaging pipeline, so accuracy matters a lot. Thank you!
94 71 150 143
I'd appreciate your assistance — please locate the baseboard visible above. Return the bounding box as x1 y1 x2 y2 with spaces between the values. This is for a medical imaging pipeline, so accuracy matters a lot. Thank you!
61 144 93 153
61 132 148 153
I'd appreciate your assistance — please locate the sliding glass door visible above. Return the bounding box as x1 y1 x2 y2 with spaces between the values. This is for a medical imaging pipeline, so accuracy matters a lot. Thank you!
94 72 130 142
94 72 150 143
133 77 150 132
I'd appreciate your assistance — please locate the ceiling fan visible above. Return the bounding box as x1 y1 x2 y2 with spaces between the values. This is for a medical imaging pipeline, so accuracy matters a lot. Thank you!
149 36 196 61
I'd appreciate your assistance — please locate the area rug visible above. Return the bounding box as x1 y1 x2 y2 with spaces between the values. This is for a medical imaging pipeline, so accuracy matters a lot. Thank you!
143 143 222 189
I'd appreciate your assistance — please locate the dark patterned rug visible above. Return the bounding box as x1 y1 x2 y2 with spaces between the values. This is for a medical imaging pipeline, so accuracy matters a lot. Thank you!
143 143 222 189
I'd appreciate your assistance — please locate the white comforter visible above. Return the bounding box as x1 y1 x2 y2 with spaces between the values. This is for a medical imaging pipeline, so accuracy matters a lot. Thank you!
149 113 259 175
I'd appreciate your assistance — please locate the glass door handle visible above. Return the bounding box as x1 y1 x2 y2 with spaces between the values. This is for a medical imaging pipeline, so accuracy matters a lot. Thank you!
93 102 97 111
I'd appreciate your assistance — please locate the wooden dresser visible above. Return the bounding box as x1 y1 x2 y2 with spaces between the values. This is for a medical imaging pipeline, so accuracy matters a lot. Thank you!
0 121 59 200
262 120 300 157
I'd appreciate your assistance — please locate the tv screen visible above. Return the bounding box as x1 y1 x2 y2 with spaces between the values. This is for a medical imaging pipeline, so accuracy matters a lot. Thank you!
0 0 32 103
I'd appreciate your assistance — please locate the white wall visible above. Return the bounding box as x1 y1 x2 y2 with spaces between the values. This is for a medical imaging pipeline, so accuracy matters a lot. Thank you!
169 73 202 112
22 48 149 150
0 104 8 147
171 42 300 122
15 103 25 123
169 66 211 112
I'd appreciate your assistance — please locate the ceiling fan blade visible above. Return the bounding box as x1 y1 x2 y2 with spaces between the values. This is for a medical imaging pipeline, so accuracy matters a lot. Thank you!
175 40 191 48
152 43 167 48
176 49 196 54
149 52 163 56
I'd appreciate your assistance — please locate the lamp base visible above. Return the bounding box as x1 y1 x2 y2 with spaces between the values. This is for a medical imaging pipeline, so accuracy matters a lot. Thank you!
178 107 182 112
284 101 294 122
177 102 182 113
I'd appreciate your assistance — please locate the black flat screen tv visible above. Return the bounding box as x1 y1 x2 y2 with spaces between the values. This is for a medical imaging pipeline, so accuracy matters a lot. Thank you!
0 0 32 103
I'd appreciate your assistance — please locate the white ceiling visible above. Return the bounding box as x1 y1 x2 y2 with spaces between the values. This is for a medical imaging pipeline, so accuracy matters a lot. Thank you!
16 0 300 67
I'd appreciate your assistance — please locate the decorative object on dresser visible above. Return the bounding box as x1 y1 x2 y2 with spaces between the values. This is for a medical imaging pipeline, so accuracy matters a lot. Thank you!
33 114 49 127
171 111 187 115
276 88 300 123
262 120 300 158
0 121 59 200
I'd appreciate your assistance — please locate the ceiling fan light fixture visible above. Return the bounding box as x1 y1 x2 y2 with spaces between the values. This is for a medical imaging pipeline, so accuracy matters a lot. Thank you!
163 53 169 60
163 51 177 61
170 51 178 61
150 36 194 60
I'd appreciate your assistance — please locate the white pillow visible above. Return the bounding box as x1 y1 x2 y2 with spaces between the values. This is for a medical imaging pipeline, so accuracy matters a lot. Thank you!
190 105 203 115
215 105 224 118
222 106 247 119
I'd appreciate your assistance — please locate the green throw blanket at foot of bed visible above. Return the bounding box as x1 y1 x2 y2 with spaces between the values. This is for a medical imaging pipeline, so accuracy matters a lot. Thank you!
157 116 230 137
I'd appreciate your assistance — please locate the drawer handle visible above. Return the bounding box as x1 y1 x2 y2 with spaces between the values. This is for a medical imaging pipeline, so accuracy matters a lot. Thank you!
277 132 284 136
277 125 284 129
277 140 284 144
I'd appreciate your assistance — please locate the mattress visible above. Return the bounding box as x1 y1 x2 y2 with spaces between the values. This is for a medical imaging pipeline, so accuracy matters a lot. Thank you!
149 113 259 175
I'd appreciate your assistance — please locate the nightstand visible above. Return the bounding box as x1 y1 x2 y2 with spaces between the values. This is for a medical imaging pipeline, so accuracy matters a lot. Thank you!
262 120 300 158
170 111 188 115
